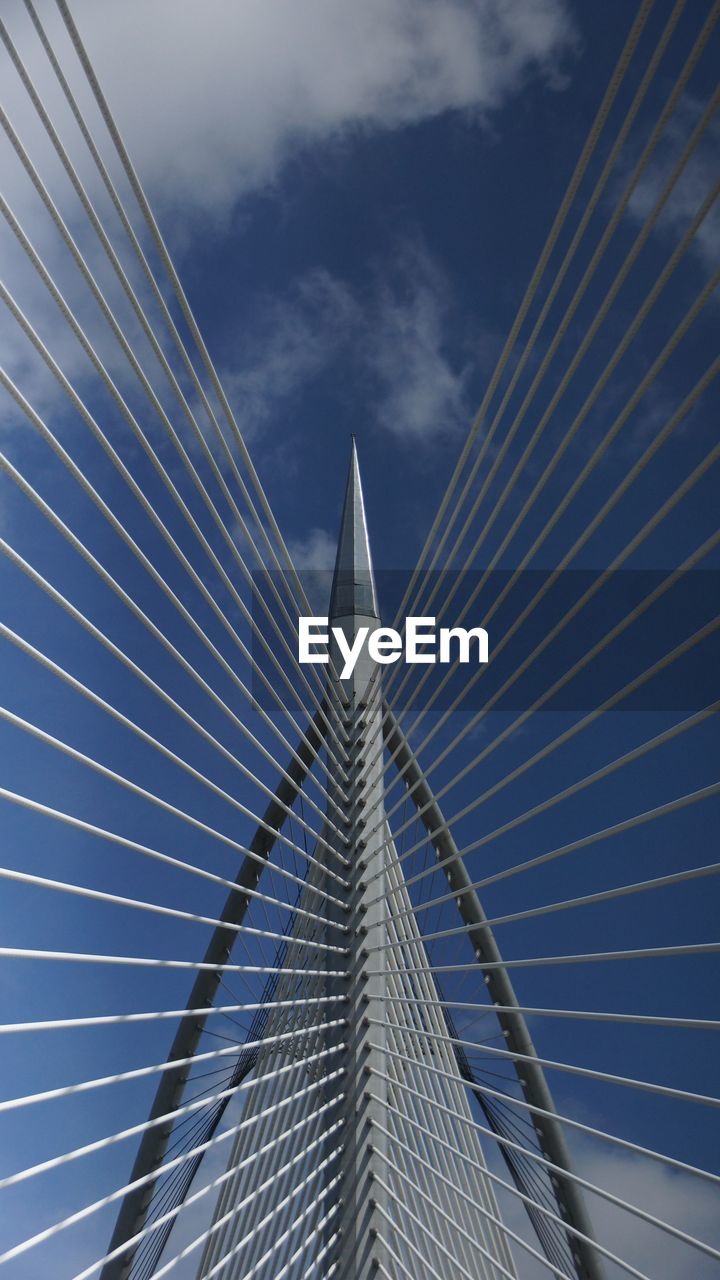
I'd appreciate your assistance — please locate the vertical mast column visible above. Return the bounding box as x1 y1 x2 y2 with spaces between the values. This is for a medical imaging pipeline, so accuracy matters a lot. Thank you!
325 441 388 1279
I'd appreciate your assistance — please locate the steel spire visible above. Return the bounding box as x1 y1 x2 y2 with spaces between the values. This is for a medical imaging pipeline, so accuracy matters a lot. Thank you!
328 437 379 626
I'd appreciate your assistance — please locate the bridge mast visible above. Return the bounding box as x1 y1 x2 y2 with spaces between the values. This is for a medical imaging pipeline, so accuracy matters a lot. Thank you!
324 437 389 1278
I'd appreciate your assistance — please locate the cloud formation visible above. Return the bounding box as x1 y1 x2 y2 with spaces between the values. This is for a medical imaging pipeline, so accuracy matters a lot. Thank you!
491 1128 720 1280
222 269 361 439
362 242 470 440
223 243 470 445
1 0 574 453
44 0 575 219
286 527 338 573
625 97 720 268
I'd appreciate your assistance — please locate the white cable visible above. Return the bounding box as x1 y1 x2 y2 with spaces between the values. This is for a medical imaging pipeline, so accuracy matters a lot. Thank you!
365 601 720 886
0 780 345 919
373 1202 444 1280
0 1020 345 1114
377 940 720 973
378 1066 720 1263
73 1114 342 1280
374 783 720 921
0 441 349 856
395 40 719 670
0 620 347 893
377 0 656 646
0 616 340 849
380 214 720 743
0 281 348 786
382 993 720 1032
375 1119 603 1280
367 533 720 857
1 11 348 757
373 699 718 906
362 280 720 814
0 855 350 940
1 1057 341 1195
96 1141 343 1280
298 1230 340 1280
53 0 350 732
3 1076 343 1265
0 946 346 976
373 845 720 944
172 1166 342 1280
382 1053 720 1188
21 0 349 748
0 1000 341 1036
0 102 344 746
264 1203 341 1280
0 320 346 807
372 1026 720 1110
0 706 348 896
375 1117 581 1280
373 1166 554 1280
381 17 719 720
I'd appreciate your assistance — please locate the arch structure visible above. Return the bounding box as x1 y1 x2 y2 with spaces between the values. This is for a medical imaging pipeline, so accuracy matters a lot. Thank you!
101 445 604 1280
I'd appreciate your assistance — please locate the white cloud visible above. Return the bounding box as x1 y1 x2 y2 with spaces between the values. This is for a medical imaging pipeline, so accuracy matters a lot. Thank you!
0 0 575 453
285 527 337 612
488 1128 720 1280
10 0 576 222
222 269 360 440
220 241 470 445
362 241 470 440
625 97 720 268
287 527 337 572
581 1142 720 1280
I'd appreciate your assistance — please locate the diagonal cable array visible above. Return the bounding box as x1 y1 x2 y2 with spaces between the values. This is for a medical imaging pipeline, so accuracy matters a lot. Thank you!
0 1 718 1279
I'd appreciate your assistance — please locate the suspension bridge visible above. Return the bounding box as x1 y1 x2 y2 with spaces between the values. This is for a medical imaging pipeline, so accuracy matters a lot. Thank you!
0 1 718 1277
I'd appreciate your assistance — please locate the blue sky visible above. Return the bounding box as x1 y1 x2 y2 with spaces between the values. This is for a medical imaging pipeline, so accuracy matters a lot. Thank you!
0 0 719 1276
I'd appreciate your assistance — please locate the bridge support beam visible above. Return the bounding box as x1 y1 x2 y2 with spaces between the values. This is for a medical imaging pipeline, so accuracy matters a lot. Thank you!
383 702 605 1280
100 708 328 1280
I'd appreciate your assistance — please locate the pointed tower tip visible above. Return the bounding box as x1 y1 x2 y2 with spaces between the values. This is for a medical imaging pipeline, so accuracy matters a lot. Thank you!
329 438 378 622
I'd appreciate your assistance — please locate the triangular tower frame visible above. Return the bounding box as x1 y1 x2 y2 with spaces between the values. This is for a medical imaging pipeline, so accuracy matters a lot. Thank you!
100 442 604 1280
